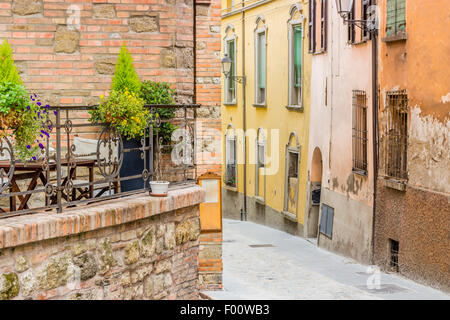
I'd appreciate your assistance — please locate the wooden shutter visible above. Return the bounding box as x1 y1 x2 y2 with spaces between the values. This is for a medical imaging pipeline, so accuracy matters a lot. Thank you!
386 0 396 36
294 26 302 88
395 0 406 33
309 0 316 53
321 0 327 51
228 40 235 93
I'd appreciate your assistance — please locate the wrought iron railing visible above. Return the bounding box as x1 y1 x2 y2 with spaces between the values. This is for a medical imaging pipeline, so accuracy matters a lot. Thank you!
0 104 199 218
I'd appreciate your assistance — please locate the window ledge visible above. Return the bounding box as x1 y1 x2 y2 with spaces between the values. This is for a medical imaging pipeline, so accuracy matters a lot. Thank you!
223 185 238 192
383 178 407 192
312 49 327 56
352 169 368 177
223 102 237 106
253 103 267 108
281 210 298 223
254 196 265 205
382 32 407 43
286 105 303 112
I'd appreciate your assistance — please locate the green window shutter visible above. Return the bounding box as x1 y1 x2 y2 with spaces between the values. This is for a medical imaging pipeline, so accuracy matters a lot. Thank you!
228 40 235 92
258 32 266 89
386 0 396 36
396 0 406 33
294 25 302 88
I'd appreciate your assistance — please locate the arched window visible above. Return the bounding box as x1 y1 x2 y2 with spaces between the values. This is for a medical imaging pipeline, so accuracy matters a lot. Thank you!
224 25 237 105
224 124 237 188
288 5 305 109
283 131 301 221
254 127 266 203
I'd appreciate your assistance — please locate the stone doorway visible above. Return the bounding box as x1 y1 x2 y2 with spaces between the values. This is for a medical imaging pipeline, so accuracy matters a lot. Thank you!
306 147 323 240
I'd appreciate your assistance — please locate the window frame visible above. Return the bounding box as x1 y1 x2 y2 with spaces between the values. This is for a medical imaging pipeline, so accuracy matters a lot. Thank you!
320 0 328 51
347 1 356 44
254 16 267 107
384 90 408 181
254 127 266 204
224 124 238 189
282 131 301 221
223 25 237 105
287 6 305 109
309 0 316 53
352 90 368 175
386 0 406 37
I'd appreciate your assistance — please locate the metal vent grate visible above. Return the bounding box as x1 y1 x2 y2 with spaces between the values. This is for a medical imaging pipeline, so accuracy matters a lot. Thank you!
249 244 275 248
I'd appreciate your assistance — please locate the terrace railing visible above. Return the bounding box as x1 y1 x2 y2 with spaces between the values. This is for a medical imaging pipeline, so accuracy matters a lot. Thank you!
0 104 199 218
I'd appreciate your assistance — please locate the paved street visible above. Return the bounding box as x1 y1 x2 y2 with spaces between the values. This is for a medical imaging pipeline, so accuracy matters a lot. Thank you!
203 219 450 300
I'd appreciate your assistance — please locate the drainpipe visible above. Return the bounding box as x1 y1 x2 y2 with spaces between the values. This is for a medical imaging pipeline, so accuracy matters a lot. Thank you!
193 1 197 104
242 6 247 221
370 28 379 265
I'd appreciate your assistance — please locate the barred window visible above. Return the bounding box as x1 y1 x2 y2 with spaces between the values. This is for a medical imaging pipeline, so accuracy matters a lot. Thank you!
362 0 372 40
386 0 406 37
225 39 236 104
352 90 368 175
384 91 408 180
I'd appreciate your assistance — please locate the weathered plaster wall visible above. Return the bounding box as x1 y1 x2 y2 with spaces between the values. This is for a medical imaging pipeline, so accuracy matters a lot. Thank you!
307 0 374 262
0 187 205 300
375 0 450 291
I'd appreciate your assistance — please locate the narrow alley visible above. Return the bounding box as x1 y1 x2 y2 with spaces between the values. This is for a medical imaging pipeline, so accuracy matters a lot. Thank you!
203 219 449 300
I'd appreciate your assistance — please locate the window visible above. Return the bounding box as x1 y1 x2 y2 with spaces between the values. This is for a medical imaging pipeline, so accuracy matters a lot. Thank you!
255 128 266 202
288 5 304 108
384 91 408 180
386 0 406 37
347 1 356 43
352 90 368 175
362 0 372 40
225 39 236 104
389 239 399 272
225 126 237 188
255 29 266 105
320 0 327 51
319 204 334 238
283 132 300 220
309 0 316 53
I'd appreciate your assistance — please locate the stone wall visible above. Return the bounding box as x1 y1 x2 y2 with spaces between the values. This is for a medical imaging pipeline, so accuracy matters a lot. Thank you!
0 186 205 300
198 231 222 290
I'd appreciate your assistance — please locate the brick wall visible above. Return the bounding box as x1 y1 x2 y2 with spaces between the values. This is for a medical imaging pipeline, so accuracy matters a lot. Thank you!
0 186 205 300
198 231 222 290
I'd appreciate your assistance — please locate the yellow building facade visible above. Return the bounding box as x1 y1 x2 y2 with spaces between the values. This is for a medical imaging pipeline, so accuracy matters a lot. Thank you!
221 0 311 235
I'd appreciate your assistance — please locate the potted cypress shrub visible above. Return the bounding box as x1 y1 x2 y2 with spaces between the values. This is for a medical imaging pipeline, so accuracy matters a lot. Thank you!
89 44 150 192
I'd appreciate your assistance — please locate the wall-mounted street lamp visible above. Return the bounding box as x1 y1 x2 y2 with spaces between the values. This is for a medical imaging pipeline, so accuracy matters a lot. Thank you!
221 54 246 84
221 53 247 220
335 0 379 265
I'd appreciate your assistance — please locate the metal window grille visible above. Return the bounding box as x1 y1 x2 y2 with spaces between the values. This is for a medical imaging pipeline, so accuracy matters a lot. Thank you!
352 90 368 174
384 90 408 180
226 39 236 103
386 0 406 37
389 239 399 272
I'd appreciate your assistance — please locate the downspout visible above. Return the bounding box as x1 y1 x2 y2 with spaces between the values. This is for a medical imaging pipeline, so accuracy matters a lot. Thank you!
370 27 379 265
193 1 197 104
242 4 247 221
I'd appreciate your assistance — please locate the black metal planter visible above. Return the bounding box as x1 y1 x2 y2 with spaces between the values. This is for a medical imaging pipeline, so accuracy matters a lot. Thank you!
119 136 151 192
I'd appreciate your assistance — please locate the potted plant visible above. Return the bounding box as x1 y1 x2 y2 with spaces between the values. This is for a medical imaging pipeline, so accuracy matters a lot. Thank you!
89 44 150 192
149 137 169 197
0 40 50 162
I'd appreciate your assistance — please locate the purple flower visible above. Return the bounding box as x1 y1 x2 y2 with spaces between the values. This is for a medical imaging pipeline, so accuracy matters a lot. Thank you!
37 102 41 106
27 105 30 110
45 104 50 108
53 111 57 116
41 130 49 137
26 145 31 149
39 143 44 149
34 93 37 98
32 156 36 161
